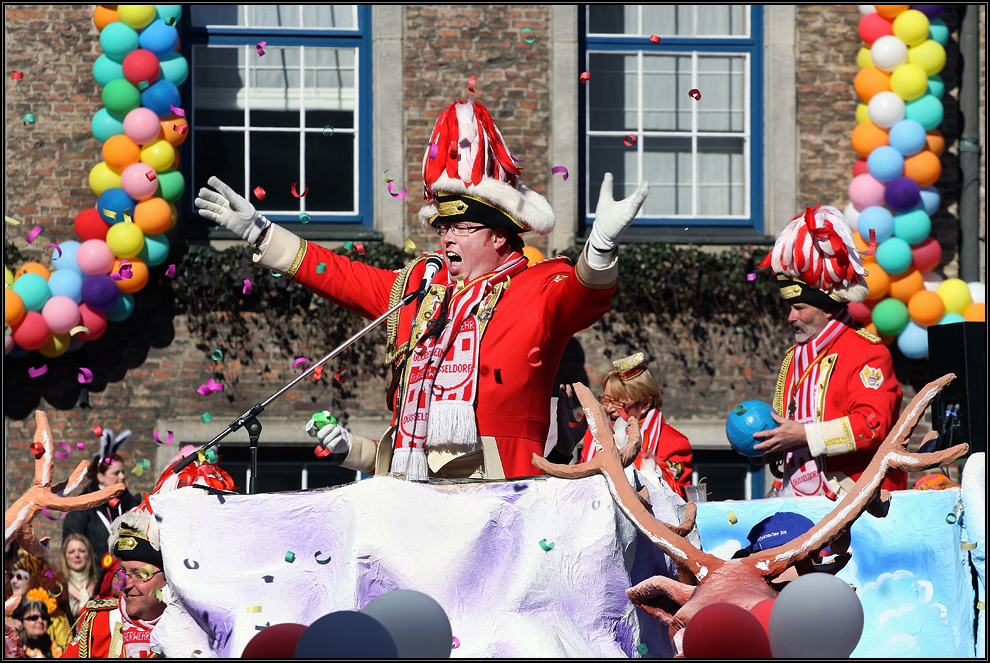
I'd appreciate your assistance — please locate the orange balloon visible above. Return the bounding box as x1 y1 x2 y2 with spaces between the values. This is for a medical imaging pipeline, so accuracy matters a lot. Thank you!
160 115 189 147
171 150 180 170
5 289 26 326
851 121 890 158
963 303 986 322
15 261 51 281
94 5 120 31
908 290 945 326
102 134 141 172
888 268 924 303
522 246 545 266
854 66 892 102
864 322 897 345
903 149 941 187
133 197 172 234
925 130 944 156
863 264 891 301
166 203 178 233
853 232 877 264
112 257 149 294
876 5 910 19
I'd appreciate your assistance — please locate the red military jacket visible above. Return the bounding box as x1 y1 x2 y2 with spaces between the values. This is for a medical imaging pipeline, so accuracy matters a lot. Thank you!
60 598 147 659
289 243 615 478
774 325 905 491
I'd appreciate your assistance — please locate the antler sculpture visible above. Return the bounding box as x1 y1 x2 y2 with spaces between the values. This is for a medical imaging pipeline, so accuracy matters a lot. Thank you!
534 376 968 654
4 411 125 557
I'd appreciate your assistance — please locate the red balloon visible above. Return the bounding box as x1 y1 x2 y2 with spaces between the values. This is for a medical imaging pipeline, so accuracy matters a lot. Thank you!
911 236 942 272
241 623 307 659
847 299 876 324
852 157 869 177
12 310 51 351
77 303 108 342
858 13 894 46
749 599 775 637
74 208 110 242
122 48 161 87
682 603 773 659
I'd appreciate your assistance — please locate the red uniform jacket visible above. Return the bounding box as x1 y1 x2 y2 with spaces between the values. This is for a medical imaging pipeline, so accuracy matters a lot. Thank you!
60 598 138 659
291 244 615 478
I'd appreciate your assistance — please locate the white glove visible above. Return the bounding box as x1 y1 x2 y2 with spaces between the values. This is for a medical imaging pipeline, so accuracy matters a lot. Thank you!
587 172 650 268
316 424 351 455
194 176 272 245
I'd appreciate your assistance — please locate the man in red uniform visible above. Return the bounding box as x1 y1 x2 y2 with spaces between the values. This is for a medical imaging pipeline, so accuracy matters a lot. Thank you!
196 99 649 480
752 205 904 498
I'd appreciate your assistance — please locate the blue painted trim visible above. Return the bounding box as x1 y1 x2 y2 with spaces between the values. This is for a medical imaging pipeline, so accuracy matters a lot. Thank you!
188 27 361 38
749 464 765 500
585 39 759 52
198 34 367 48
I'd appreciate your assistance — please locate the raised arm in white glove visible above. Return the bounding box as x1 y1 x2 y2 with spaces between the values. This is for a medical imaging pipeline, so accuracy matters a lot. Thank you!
194 176 272 246
309 421 352 455
586 172 650 269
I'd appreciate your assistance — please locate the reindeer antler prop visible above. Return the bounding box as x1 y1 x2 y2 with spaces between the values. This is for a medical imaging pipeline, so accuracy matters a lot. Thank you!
4 411 126 557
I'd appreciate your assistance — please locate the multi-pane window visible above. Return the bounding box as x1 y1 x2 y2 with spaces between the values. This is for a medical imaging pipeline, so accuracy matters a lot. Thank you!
581 5 763 230
186 5 371 227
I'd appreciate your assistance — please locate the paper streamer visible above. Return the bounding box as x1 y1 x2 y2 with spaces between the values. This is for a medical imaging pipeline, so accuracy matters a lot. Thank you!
169 104 186 118
291 182 309 198
313 365 324 380
76 441 85 450
42 506 65 521
44 570 55 579
539 539 555 551
165 264 176 278
30 442 44 456
50 581 64 598
452 637 460 649
382 170 394 183
256 41 266 56
638 644 649 656
154 430 174 445
93 426 103 436
151 588 164 603
468 75 477 93
961 542 977 551
12 70 23 79
323 125 334 136
49 243 62 260
173 123 188 134
315 551 331 565
551 166 568 181
689 88 701 101
284 551 296 563
299 212 310 223
27 225 43 243
649 35 660 44
293 357 310 371
511 146 533 163
727 511 738 524
354 243 365 256
23 113 35 125
242 279 252 295
211 349 224 361
861 229 877 257
78 368 94 384
579 72 590 84
201 412 212 423
403 238 416 253
343 241 354 250
527 347 542 367
623 135 637 147
316 263 327 274
184 559 199 569
145 171 157 181
270 270 281 277
28 365 48 378
5 215 21 225
387 181 407 199
253 186 266 200
746 273 756 282
521 28 536 43
247 606 262 613
334 368 348 383
428 142 438 160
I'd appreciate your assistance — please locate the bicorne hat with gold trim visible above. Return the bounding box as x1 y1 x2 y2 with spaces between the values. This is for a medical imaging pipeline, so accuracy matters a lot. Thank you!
758 204 869 306
613 352 646 381
418 99 555 236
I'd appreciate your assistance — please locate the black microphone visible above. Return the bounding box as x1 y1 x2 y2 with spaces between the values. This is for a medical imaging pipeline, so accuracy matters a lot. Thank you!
416 255 444 306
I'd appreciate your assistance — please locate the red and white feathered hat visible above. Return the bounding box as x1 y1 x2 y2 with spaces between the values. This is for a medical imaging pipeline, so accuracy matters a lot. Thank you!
758 205 869 304
418 99 555 235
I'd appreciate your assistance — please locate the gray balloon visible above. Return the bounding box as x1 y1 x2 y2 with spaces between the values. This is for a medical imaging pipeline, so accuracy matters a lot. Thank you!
360 590 453 658
294 611 398 659
769 572 864 658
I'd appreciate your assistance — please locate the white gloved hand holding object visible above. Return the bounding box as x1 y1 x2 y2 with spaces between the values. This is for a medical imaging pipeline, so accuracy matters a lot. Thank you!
194 176 272 245
316 424 351 455
586 172 650 269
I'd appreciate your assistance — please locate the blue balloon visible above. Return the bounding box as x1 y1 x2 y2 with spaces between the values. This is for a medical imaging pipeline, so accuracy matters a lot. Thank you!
12 273 51 312
896 321 929 359
928 19 949 46
927 74 945 100
105 291 136 322
876 237 913 275
138 233 170 267
294 612 398 659
99 22 140 63
725 401 777 458
888 119 927 157
91 107 126 143
47 270 85 304
893 209 932 246
938 312 966 325
857 206 895 243
141 79 181 117
53 240 83 274
904 94 944 132
97 188 137 225
158 52 188 86
93 54 125 87
919 186 941 216
866 146 904 183
138 19 179 58
8 344 30 359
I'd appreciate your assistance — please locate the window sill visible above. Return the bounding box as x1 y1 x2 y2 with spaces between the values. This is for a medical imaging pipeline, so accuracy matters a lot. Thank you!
186 223 384 243
576 226 775 246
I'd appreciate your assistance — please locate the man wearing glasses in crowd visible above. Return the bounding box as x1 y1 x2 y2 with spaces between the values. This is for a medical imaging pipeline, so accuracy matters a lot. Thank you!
196 99 649 481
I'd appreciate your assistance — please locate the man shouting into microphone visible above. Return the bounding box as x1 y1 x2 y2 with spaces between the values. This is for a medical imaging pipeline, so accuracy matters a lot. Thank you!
195 99 648 481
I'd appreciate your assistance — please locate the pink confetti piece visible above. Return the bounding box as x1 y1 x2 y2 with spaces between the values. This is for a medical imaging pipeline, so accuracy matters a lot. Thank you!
76 441 85 450
78 367 94 383
649 35 660 44
44 570 55 579
207 378 224 393
42 505 65 521
468 75 477 93
511 146 532 163
452 636 460 649
154 430 174 445
313 365 324 380
527 347 542 367
623 135 637 147
54 442 72 459
334 368 348 383
551 166 569 181
146 171 157 181
173 124 188 135
428 142 438 160
169 104 186 118
28 365 48 378
579 72 590 84
256 41 266 56
197 384 212 396
746 273 756 282
293 357 310 371
253 186 266 200
49 243 62 259
354 242 365 256
861 229 877 256
387 181 407 199
291 182 309 198
242 279 252 295
689 88 701 101
27 225 43 243
165 264 176 278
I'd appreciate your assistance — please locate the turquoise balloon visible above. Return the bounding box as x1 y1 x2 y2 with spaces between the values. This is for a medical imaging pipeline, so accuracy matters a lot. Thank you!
138 232 170 267
102 79 142 117
155 5 183 27
47 270 84 304
12 273 51 312
872 298 910 336
896 321 929 359
99 22 140 63
105 291 136 322
928 18 949 46
158 52 188 86
927 74 944 100
155 169 185 203
92 107 126 142
938 312 966 325
904 94 944 131
93 54 125 87
876 237 913 275
893 209 932 245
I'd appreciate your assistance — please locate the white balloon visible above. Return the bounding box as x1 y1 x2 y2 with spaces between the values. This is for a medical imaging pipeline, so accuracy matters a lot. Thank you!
967 281 985 304
922 271 943 291
843 202 861 234
871 35 909 72
867 91 906 128
858 4 877 15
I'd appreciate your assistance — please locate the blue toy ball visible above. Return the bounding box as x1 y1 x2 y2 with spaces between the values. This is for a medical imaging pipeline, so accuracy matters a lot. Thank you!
725 401 778 458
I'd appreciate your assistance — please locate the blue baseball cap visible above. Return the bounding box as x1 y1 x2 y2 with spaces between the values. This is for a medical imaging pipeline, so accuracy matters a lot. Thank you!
747 512 816 552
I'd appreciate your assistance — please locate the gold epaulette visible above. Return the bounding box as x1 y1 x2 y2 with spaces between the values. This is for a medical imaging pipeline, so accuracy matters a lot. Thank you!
83 598 119 610
856 327 882 344
531 255 571 267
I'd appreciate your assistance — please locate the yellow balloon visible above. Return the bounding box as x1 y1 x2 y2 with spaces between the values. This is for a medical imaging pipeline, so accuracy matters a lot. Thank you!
38 331 72 358
106 221 145 259
855 103 871 124
89 161 123 196
167 203 178 232
856 46 874 70
4 267 13 287
889 63 928 101
140 139 176 172
908 40 946 76
892 9 930 46
116 4 157 30
936 278 972 314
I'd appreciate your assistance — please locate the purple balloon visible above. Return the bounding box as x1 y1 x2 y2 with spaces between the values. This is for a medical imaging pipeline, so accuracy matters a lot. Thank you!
81 274 121 311
911 5 945 19
885 176 922 213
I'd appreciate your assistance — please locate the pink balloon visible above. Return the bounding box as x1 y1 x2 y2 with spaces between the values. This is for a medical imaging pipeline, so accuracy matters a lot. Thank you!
121 162 159 200
4 334 13 356
852 157 869 177
41 295 81 334
847 299 876 324
911 236 941 272
77 304 108 341
848 173 887 210
76 239 116 276
123 107 162 145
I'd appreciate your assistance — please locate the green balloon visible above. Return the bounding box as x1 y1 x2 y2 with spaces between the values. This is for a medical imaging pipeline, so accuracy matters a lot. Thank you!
92 108 126 143
155 169 185 203
93 54 125 87
872 298 910 336
876 237 913 275
102 79 142 116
